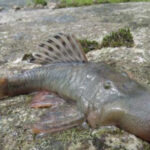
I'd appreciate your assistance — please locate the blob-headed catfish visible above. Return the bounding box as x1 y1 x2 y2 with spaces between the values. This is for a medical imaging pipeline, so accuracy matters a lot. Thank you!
0 33 150 141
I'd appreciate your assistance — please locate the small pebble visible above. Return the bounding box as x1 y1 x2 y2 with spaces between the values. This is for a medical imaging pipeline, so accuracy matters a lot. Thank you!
0 7 4 12
13 5 21 11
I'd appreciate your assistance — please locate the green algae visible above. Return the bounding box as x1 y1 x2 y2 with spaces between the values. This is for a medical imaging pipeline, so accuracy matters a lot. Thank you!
22 53 34 62
78 28 134 54
57 0 94 8
53 128 92 143
29 0 47 6
78 39 100 53
100 28 134 48
57 0 150 8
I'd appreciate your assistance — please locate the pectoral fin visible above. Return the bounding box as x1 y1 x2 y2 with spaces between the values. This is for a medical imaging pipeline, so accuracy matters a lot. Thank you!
32 104 84 134
30 91 65 108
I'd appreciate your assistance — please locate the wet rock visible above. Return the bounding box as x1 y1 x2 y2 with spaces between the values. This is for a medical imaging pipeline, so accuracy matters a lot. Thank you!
67 127 150 150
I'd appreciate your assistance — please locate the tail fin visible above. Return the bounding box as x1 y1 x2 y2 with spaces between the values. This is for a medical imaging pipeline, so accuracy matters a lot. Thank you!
0 78 8 99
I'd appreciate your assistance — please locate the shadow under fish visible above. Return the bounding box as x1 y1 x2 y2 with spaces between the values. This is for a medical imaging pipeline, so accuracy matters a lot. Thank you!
0 33 150 142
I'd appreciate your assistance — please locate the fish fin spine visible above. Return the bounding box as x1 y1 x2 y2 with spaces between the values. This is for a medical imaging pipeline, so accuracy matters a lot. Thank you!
31 33 88 65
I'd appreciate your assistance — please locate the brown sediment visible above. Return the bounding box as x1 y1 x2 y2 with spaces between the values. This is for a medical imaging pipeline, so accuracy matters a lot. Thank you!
0 77 8 99
32 127 47 134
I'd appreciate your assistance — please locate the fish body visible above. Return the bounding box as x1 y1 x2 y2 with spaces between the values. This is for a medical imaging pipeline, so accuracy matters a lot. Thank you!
1 33 150 141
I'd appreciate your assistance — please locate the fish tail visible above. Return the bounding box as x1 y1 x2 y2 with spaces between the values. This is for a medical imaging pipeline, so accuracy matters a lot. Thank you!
0 77 8 99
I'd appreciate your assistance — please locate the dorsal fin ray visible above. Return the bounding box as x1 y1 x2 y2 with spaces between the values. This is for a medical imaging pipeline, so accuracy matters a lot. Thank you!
31 33 88 65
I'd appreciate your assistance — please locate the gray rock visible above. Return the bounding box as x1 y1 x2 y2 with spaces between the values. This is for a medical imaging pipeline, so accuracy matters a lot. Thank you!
87 47 150 88
0 2 150 150
46 2 58 9
35 4 45 9
13 5 21 11
0 7 4 11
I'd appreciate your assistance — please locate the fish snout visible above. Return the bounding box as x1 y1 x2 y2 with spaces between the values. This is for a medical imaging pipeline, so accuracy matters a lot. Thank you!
99 91 150 142
123 92 150 141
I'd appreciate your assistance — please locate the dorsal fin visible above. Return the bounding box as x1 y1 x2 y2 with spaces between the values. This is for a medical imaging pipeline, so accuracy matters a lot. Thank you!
31 33 88 65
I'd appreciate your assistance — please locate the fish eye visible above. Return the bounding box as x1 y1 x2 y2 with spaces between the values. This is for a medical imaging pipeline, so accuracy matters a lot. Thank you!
103 81 112 89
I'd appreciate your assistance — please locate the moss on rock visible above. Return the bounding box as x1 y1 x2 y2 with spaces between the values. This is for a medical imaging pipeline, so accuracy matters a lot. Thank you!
78 39 100 53
32 0 47 6
100 28 134 48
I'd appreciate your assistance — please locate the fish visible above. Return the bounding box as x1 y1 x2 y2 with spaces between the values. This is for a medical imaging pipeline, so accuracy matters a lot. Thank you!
0 33 150 141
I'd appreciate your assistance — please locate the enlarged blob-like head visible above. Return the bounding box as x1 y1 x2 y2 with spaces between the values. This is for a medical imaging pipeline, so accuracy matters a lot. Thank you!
86 63 150 141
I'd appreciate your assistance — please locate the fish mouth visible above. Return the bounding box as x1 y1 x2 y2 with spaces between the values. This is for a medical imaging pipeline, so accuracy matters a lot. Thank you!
98 90 150 141
123 92 150 141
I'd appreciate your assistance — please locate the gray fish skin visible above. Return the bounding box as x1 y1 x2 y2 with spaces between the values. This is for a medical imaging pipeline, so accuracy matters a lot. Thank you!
3 62 150 141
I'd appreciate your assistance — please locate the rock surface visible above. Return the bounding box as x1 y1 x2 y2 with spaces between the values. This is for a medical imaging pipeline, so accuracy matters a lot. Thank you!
0 2 150 150
0 0 26 10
